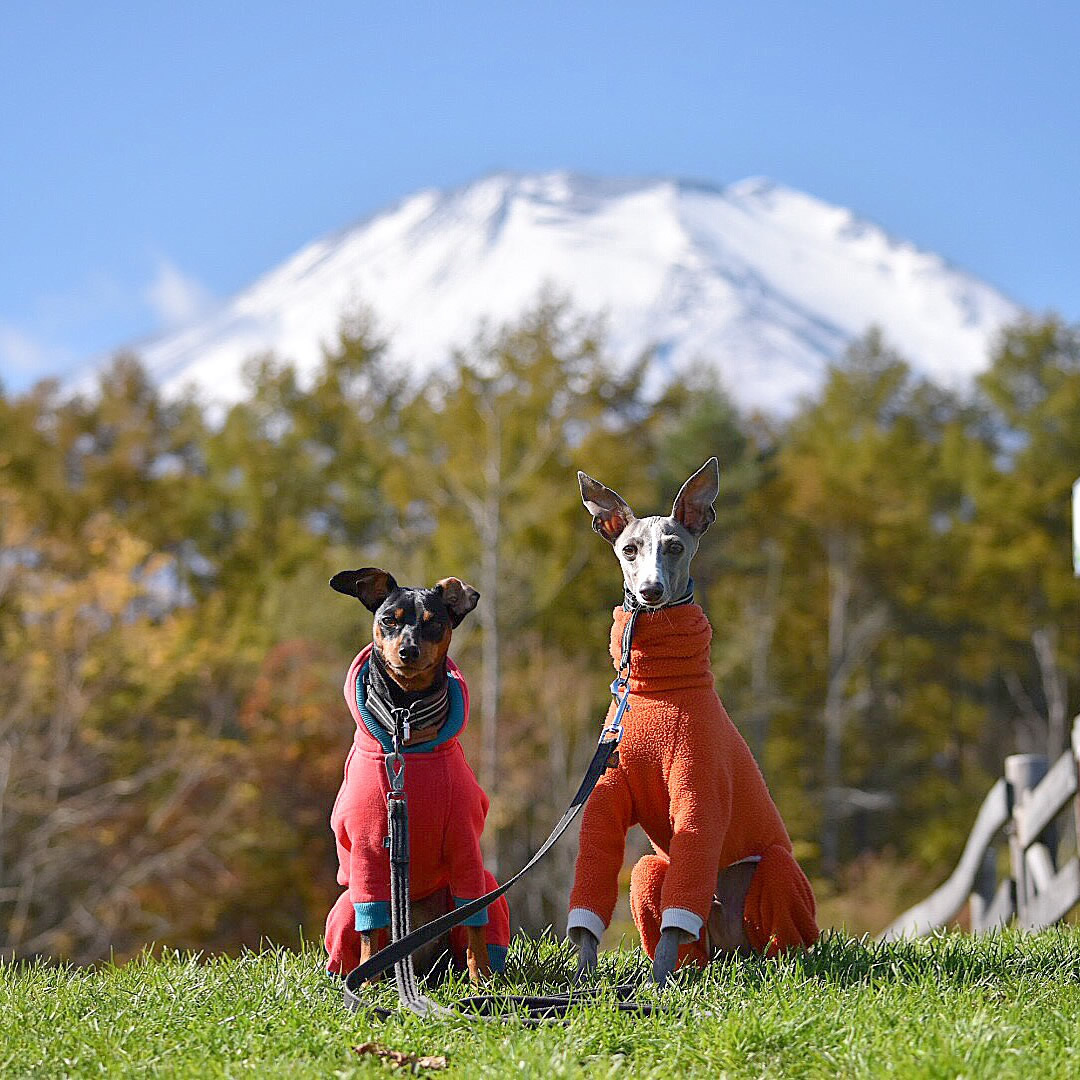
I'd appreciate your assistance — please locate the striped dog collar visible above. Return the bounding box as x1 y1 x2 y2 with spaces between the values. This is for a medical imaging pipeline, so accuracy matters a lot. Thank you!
364 657 450 743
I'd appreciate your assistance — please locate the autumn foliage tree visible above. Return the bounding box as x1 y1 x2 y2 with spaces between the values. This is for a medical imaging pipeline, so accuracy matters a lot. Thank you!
1 306 1077 959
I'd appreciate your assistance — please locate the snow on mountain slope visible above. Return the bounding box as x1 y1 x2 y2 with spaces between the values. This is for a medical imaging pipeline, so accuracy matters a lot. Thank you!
134 172 1021 414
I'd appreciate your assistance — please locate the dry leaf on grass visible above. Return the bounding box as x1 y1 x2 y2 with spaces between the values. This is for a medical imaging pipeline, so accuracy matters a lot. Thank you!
352 1042 448 1071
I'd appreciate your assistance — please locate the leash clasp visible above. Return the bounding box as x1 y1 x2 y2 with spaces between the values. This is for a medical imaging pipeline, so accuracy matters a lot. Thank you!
604 671 632 750
600 721 626 746
385 751 406 791
598 603 639 765
391 706 412 745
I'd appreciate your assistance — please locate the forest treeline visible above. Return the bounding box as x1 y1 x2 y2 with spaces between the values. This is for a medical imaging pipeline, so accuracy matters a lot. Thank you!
1 301 1078 962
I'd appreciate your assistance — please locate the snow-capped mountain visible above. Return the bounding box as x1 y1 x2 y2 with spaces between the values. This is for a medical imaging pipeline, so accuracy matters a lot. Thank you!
134 172 1020 414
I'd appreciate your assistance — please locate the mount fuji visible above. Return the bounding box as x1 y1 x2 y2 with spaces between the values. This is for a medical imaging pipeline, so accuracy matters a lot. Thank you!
131 172 1020 414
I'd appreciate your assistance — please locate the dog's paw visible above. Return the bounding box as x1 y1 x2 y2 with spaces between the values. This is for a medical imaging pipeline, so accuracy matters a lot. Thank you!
571 928 599 982
466 954 493 984
465 930 492 984
652 928 681 987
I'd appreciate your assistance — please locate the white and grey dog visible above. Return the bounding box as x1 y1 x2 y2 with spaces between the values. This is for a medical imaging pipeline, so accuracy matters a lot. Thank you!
578 457 719 610
572 458 727 984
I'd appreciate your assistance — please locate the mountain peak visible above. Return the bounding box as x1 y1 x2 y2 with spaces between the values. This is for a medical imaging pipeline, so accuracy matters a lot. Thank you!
128 171 1020 413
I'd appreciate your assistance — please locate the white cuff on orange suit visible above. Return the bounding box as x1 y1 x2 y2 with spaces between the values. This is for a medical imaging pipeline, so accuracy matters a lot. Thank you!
661 907 703 941
566 907 607 944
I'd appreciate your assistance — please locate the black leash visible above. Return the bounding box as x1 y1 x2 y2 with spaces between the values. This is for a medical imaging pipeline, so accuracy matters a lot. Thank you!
342 720 634 1015
382 739 450 1017
455 983 651 1026
342 604 646 1021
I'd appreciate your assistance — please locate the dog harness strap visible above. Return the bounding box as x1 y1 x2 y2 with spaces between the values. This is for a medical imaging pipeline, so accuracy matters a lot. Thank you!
608 584 692 753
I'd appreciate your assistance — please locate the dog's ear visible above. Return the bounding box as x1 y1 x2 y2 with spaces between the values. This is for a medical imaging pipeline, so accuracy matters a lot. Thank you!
672 458 720 536
330 567 398 612
578 471 635 544
435 578 480 628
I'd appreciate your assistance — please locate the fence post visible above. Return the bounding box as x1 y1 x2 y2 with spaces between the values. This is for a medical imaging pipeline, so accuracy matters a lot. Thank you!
1005 753 1050 927
1072 476 1079 578
968 846 998 932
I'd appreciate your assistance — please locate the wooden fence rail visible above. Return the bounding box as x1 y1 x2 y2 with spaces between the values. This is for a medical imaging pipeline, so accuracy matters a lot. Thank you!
881 715 1080 940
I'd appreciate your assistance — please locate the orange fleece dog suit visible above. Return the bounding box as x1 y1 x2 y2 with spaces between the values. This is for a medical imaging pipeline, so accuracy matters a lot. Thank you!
568 603 818 966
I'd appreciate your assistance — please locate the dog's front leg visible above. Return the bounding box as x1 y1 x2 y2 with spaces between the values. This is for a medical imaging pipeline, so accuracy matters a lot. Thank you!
652 927 697 987
652 928 679 986
569 926 599 982
357 927 389 982
567 766 633 981
465 925 491 982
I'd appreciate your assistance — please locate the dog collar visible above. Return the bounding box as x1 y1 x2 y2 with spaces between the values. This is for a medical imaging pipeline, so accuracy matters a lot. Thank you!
364 654 450 743
621 580 695 613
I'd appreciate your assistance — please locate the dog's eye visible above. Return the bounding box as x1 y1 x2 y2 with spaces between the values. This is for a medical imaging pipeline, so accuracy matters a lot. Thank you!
621 544 637 560
665 539 684 555
380 613 398 627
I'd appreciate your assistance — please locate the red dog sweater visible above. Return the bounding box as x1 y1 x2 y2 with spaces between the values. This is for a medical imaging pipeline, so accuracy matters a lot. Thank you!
324 644 510 975
568 604 818 961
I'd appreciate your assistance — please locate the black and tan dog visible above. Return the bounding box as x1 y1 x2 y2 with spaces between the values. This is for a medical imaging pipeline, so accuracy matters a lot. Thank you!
323 568 510 982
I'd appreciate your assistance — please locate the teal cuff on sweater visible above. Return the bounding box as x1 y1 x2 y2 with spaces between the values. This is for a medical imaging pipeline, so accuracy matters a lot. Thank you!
454 896 490 927
354 901 390 932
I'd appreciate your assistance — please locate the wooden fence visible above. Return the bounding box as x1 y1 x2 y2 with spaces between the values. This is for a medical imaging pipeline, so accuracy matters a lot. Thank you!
881 715 1080 940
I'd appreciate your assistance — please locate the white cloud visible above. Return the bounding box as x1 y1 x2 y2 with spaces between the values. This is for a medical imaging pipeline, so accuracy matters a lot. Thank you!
0 323 73 381
143 259 214 328
1 257 215 389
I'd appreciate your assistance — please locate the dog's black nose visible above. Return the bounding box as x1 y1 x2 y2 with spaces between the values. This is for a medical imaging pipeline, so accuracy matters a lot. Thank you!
398 644 420 663
639 583 664 604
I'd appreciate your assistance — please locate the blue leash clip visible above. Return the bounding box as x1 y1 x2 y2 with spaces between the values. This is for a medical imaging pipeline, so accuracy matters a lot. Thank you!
601 672 630 768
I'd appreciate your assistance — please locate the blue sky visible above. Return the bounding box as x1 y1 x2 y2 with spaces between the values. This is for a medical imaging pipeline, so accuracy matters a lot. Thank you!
2 1 1078 391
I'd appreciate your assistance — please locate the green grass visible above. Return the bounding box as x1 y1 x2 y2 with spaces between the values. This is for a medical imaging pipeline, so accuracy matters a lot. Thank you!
3 929 1080 1078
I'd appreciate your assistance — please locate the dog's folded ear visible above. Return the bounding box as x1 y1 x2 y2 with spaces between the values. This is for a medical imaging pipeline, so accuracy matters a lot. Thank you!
435 578 480 627
578 471 635 544
330 567 398 611
672 458 720 536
